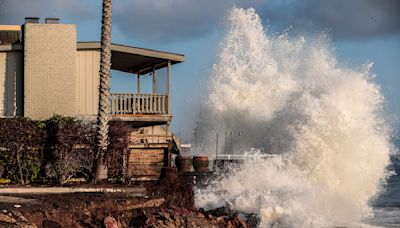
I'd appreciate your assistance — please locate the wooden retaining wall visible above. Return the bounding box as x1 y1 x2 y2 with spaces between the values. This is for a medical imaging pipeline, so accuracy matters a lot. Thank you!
128 148 166 179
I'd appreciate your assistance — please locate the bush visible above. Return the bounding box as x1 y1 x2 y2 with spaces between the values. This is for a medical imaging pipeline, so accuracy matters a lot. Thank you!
106 122 130 180
0 118 46 184
0 116 132 184
44 116 96 184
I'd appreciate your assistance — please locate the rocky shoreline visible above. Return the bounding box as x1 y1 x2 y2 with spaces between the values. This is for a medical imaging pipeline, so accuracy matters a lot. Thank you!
0 196 258 228
0 173 259 227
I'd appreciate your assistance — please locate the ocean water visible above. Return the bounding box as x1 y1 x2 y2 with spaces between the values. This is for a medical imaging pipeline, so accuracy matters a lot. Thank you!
368 153 400 227
193 7 396 227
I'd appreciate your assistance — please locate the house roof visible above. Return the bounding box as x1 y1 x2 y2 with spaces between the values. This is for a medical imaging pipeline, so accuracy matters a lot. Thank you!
77 42 184 75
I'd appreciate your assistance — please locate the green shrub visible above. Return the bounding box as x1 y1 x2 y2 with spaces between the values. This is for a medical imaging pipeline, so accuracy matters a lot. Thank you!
0 118 46 184
0 116 131 184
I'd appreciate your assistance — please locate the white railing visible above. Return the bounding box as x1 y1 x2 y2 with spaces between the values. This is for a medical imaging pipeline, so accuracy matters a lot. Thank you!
110 93 168 115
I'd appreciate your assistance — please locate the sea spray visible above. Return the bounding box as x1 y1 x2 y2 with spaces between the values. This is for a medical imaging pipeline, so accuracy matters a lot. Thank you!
194 7 393 227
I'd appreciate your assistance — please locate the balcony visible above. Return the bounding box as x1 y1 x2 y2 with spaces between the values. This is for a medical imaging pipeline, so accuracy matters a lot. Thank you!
110 93 171 126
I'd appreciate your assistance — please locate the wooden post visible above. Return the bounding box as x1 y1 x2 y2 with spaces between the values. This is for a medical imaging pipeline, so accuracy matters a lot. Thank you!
214 132 219 171
137 73 141 95
167 60 171 115
216 132 219 158
152 67 157 94
122 147 127 183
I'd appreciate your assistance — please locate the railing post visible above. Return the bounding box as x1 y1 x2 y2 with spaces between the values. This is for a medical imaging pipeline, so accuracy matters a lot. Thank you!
133 93 136 114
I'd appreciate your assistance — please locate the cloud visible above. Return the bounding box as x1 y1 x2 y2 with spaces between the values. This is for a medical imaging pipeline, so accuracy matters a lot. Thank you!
113 0 235 43
0 0 96 25
0 0 399 42
259 0 400 40
114 0 400 42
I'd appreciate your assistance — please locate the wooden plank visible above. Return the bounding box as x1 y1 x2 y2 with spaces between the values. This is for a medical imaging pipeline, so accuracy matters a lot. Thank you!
128 167 162 176
0 196 39 205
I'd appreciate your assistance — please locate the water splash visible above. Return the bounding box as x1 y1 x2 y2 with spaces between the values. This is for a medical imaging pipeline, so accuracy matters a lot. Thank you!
194 7 393 227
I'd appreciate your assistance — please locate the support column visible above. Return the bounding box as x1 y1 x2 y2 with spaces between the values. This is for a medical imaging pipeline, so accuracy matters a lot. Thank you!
152 68 157 94
137 73 140 95
167 60 171 115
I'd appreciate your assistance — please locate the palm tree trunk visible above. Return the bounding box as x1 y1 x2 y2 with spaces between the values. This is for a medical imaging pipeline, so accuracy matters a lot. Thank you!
94 0 112 181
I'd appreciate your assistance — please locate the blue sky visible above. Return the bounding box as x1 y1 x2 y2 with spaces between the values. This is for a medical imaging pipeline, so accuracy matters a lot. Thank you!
1 0 399 132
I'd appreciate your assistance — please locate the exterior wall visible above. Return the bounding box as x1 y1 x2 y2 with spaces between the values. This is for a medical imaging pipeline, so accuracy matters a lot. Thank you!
76 50 100 116
0 52 5 116
23 23 77 119
130 125 169 144
0 50 23 117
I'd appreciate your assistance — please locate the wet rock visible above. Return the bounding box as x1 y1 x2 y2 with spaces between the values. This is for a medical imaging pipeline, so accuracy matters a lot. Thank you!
216 216 225 222
231 215 247 228
246 213 260 227
206 206 234 217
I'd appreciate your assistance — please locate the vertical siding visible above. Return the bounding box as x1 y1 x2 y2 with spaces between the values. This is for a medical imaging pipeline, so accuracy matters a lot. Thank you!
0 51 23 117
76 50 100 116
0 52 6 116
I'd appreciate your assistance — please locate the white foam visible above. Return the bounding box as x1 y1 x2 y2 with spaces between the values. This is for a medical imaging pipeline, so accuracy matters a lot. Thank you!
194 7 393 227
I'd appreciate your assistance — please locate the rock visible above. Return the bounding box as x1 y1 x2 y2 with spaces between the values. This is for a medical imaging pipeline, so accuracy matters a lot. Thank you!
227 220 234 228
174 218 182 227
0 213 16 224
246 213 260 227
157 212 168 220
104 216 119 228
233 215 248 228
216 216 224 222
18 222 38 228
125 198 165 210
206 206 228 217
42 220 61 228
197 213 205 218
130 213 147 227
197 208 206 214
12 211 28 222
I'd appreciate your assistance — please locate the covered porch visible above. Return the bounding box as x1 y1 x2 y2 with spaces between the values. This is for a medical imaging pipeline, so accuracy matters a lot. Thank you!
77 42 184 125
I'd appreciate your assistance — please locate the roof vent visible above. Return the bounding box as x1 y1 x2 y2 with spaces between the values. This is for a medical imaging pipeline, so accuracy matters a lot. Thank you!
24 17 40 24
45 18 60 24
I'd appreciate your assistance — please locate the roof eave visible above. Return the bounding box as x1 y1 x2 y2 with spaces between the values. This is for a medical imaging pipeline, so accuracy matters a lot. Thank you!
77 42 185 63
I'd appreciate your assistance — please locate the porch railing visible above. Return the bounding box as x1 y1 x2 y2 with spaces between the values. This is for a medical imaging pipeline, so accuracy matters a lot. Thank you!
110 93 168 115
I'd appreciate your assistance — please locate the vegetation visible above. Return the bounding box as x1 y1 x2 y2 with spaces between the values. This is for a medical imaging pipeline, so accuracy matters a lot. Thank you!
0 118 46 184
0 116 130 185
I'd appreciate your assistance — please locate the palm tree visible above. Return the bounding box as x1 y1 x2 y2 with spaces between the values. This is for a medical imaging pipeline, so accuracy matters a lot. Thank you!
94 0 113 181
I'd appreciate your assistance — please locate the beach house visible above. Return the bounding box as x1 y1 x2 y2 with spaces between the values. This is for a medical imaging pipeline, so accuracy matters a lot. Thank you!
0 17 184 180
